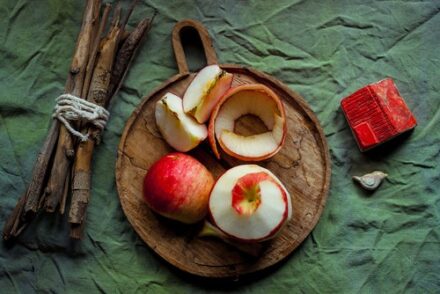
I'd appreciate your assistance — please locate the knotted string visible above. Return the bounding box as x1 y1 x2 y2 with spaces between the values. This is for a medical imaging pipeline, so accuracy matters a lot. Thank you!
53 94 110 142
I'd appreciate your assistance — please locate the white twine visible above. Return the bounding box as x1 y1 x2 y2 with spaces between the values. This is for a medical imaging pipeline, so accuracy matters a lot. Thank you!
53 94 110 142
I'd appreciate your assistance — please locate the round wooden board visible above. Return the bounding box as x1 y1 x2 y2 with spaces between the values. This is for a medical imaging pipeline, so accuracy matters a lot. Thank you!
115 20 331 278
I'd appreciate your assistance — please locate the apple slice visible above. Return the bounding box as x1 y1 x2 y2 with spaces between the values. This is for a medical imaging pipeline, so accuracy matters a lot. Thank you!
198 221 264 256
208 84 287 161
183 64 233 123
209 165 292 242
155 93 207 152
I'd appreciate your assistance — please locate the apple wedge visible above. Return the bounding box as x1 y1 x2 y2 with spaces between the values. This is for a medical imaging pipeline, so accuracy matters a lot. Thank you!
209 165 292 242
155 93 207 152
198 221 264 256
208 84 287 161
183 64 233 123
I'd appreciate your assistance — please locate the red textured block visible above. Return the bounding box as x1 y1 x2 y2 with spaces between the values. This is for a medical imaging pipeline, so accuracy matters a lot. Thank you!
341 78 417 151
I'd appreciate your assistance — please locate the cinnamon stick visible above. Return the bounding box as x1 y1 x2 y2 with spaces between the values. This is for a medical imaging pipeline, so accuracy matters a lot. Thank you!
44 0 101 213
108 15 155 99
58 172 70 215
3 0 102 240
21 122 59 218
69 9 155 239
120 0 139 29
82 4 112 100
57 4 112 216
3 0 154 241
69 15 123 235
3 196 26 240
70 221 86 240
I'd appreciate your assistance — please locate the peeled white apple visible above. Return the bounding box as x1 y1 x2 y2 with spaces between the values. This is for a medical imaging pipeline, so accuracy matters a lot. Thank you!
209 165 292 242
183 64 233 123
208 84 287 161
155 92 207 152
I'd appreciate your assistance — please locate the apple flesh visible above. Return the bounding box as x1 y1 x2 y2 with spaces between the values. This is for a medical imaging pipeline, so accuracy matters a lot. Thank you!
143 153 215 224
183 64 233 123
208 84 287 161
209 165 292 242
155 92 207 152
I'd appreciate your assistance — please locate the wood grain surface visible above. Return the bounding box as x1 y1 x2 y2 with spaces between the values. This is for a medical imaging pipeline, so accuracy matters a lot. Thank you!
115 19 331 278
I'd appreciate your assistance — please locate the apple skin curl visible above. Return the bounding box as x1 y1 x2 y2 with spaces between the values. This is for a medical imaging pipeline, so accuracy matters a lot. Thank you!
143 152 214 224
208 83 287 161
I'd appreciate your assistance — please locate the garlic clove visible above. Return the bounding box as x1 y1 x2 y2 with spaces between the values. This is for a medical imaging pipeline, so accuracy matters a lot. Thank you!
353 171 387 191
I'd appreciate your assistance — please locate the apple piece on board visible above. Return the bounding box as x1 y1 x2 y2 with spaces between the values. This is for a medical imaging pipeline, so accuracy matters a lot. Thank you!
209 165 292 242
208 84 287 161
183 64 233 123
198 221 264 256
155 92 208 152
143 153 215 224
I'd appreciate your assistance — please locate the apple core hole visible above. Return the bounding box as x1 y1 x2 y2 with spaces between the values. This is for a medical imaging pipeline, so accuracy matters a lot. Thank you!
234 114 268 136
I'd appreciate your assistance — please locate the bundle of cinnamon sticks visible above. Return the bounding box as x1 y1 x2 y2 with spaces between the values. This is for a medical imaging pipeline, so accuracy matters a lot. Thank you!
3 0 155 240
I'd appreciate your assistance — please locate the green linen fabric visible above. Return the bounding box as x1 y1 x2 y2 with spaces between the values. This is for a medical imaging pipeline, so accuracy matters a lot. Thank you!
1 0 439 292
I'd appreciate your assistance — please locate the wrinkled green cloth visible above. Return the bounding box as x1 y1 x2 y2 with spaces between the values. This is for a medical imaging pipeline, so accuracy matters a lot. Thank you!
1 0 439 292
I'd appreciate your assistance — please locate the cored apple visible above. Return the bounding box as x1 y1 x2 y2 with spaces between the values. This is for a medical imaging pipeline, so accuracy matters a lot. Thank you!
209 165 292 242
208 84 287 161
143 153 214 224
155 92 207 152
183 64 233 123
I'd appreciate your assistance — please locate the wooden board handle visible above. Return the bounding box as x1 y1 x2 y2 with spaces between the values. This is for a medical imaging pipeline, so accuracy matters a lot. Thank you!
172 19 218 74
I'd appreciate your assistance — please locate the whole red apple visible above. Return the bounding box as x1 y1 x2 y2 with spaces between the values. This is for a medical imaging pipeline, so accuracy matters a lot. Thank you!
143 152 214 224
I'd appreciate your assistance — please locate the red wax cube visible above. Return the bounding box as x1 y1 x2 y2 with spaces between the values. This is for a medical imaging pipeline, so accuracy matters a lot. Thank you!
341 78 417 151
